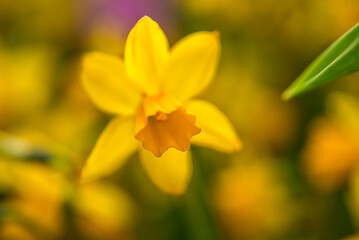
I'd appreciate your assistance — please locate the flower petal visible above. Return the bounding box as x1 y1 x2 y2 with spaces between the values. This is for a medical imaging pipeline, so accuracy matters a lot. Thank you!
81 117 139 183
186 100 242 153
140 148 192 195
163 32 220 101
81 52 141 115
124 16 169 95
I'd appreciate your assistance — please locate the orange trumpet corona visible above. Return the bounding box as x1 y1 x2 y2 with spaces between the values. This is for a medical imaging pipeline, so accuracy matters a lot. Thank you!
135 93 201 157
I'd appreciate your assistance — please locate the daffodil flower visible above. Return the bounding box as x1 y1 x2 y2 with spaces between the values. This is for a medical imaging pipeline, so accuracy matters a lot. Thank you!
81 16 241 195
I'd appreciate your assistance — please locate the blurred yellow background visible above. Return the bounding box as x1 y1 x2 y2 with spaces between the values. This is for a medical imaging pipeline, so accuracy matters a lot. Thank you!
1 0 359 239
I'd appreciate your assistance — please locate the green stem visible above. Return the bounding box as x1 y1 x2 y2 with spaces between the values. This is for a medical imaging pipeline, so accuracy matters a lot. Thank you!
182 152 220 240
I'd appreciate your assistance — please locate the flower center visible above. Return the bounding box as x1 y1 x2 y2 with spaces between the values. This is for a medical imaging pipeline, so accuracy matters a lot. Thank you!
135 93 201 157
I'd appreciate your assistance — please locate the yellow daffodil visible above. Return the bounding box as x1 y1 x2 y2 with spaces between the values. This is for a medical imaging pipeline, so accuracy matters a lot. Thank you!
80 16 241 195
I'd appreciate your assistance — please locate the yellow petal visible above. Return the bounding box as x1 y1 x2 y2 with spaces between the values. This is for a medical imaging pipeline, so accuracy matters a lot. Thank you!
81 52 141 115
163 32 220 101
186 100 242 153
140 148 192 195
81 117 139 183
124 16 169 95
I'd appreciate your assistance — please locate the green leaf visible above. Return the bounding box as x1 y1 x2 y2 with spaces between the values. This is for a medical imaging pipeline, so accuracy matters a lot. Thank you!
282 23 359 100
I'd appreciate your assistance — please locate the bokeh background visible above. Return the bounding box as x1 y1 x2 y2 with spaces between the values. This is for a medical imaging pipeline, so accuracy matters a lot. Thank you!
1 0 359 239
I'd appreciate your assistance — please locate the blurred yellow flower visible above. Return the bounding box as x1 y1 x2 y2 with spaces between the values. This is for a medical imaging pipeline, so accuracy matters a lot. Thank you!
80 16 241 195
213 158 295 239
301 117 359 193
300 92 359 193
0 158 135 240
0 158 66 239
